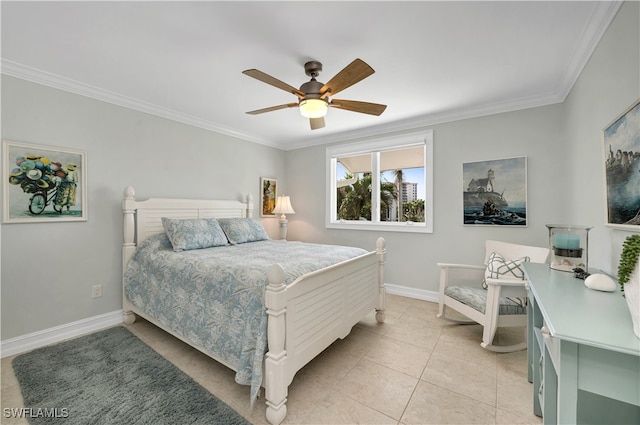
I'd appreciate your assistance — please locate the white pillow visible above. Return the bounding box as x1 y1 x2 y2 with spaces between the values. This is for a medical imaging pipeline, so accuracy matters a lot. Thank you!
482 251 529 289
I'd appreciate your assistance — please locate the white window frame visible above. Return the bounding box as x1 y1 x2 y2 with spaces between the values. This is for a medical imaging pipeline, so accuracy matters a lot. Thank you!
326 130 433 233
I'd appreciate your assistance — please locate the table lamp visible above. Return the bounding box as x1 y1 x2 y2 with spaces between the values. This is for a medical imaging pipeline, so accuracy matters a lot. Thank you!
272 195 295 240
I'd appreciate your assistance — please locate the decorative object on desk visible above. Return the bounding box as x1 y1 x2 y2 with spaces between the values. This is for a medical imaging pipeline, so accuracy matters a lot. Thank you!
546 224 592 272
602 98 640 231
573 267 591 280
261 177 277 217
584 273 616 292
617 234 640 338
272 194 295 240
462 156 527 226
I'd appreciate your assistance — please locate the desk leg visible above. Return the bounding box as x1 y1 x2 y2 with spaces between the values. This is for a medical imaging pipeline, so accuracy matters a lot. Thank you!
557 341 579 425
527 298 534 383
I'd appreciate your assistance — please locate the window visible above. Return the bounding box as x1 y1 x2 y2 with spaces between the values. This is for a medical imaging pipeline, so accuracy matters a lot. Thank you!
326 130 433 233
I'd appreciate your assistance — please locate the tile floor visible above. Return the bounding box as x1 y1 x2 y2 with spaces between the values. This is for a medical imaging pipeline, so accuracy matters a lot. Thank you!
1 295 542 424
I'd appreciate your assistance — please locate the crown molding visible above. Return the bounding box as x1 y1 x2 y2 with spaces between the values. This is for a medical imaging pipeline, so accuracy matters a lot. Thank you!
286 90 565 150
0 0 621 152
0 59 280 149
553 1 623 101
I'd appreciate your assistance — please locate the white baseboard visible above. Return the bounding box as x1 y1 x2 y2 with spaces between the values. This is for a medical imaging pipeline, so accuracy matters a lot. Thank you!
1 310 123 358
0 286 435 358
385 283 439 303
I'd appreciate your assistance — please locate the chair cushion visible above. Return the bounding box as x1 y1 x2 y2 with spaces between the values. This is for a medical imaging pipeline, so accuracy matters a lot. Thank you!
445 286 527 315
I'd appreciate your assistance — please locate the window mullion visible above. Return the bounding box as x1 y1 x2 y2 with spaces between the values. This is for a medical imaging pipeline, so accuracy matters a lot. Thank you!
329 157 337 222
371 152 380 224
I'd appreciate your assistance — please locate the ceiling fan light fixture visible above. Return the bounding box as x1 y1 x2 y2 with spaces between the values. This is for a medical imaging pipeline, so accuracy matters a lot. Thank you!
299 98 328 118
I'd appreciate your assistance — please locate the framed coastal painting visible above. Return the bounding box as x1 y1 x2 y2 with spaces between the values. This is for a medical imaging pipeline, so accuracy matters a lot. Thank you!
462 156 527 226
603 98 640 231
261 177 277 217
3 140 87 223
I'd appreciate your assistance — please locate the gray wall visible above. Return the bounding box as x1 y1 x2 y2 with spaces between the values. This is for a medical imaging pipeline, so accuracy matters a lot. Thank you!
564 0 640 270
1 76 288 339
285 0 640 293
286 102 566 293
2 1 638 340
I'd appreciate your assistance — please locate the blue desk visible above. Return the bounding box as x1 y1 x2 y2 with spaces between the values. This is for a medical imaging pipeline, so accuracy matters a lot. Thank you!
524 263 640 424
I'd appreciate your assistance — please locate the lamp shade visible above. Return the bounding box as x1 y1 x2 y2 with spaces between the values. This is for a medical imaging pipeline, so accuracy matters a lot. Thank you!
299 99 328 118
272 195 295 215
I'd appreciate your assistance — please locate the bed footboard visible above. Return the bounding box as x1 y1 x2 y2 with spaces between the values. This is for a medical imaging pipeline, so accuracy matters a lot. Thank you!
263 237 386 425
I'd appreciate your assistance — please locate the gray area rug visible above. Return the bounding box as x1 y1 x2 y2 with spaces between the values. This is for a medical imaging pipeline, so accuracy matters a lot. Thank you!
12 326 250 425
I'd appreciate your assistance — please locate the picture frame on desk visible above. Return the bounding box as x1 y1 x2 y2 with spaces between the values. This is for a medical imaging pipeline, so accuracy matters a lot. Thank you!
602 98 640 231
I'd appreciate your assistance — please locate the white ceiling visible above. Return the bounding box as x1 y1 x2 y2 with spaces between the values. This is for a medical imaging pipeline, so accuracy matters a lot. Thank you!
1 1 622 151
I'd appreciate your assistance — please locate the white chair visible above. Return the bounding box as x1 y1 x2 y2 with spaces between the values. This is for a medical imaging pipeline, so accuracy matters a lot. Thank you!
437 240 549 352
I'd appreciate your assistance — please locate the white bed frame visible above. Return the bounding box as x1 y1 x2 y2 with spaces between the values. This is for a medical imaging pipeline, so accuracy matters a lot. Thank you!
121 186 386 425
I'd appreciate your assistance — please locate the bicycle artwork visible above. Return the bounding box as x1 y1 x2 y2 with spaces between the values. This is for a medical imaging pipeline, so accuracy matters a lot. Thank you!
3 141 87 223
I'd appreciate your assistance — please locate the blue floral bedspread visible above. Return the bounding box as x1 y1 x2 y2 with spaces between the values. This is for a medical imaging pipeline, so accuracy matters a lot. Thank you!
124 234 367 402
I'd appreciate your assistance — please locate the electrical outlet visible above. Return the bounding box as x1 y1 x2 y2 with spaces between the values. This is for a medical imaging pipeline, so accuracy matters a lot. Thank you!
92 284 102 298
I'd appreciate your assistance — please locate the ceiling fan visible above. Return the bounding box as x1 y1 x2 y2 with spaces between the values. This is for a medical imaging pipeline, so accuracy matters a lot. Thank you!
242 58 387 130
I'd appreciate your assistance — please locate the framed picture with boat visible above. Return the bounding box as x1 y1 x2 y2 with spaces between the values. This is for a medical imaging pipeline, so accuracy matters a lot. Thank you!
602 98 640 231
463 156 527 226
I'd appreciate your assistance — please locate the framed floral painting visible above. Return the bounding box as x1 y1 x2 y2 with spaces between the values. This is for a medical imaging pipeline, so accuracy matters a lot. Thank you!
3 140 87 223
261 177 277 217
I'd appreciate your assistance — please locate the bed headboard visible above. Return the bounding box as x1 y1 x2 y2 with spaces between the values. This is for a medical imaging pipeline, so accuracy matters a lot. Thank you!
122 186 253 263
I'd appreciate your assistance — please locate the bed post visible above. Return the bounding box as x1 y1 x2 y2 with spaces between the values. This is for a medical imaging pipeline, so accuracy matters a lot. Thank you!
264 263 287 425
375 237 386 323
122 186 137 325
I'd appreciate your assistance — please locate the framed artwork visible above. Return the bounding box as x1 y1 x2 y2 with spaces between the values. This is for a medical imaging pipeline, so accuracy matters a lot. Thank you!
3 141 87 223
463 156 527 226
261 177 277 217
603 98 640 231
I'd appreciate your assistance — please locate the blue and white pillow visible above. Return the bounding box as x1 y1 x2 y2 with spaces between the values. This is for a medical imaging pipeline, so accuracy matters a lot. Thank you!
161 217 228 252
482 251 529 289
217 217 270 244
482 251 531 308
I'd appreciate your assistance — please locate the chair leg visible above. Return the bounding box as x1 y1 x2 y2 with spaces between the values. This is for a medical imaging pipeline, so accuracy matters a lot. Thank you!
481 285 501 349
482 341 527 353
481 325 528 352
437 299 445 318
438 314 476 324
481 325 499 349
437 304 476 324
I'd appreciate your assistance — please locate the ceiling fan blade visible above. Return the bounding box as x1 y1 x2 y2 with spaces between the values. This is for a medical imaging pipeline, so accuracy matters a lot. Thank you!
310 117 325 130
329 99 387 116
242 69 305 99
246 103 298 115
320 58 375 98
